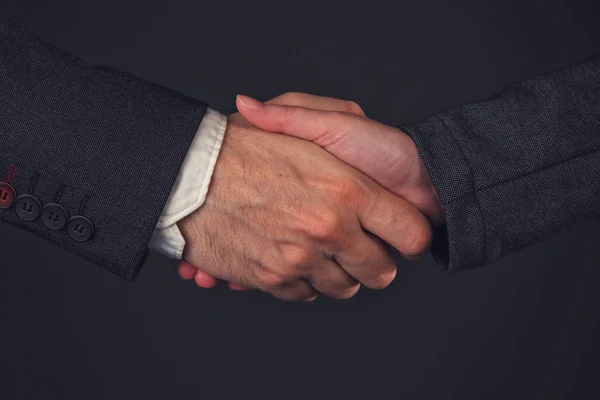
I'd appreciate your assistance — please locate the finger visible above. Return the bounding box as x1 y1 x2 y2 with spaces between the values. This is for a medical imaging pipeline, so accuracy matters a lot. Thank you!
178 260 198 280
194 269 220 288
179 260 220 288
268 280 319 302
265 92 366 116
305 258 361 299
181 262 247 290
357 187 432 260
333 230 397 290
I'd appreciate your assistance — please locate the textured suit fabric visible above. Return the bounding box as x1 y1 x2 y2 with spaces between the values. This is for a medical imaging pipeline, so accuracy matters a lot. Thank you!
403 54 600 273
0 18 208 280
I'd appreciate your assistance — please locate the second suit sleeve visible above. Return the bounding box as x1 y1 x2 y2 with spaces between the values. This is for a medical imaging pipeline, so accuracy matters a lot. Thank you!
401 54 600 273
0 18 208 280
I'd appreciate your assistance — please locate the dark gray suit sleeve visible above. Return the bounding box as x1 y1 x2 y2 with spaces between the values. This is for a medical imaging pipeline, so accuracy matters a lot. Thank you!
401 54 600 273
0 18 208 280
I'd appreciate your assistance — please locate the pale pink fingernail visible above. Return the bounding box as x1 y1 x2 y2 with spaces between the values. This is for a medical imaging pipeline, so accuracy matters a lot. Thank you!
237 94 264 110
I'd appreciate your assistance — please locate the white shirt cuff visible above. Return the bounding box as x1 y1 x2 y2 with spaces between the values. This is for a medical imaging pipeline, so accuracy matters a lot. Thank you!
148 108 227 259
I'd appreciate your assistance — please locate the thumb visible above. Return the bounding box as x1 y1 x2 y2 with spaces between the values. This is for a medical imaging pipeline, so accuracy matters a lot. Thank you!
236 94 411 189
236 94 349 145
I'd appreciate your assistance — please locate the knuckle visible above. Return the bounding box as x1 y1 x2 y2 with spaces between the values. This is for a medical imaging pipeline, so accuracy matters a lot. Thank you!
344 100 365 116
368 269 397 290
258 272 287 288
279 244 313 268
308 210 344 242
332 283 361 300
328 111 353 128
312 111 353 147
281 105 306 131
273 288 312 302
403 225 432 258
279 92 301 102
348 252 371 266
257 246 280 269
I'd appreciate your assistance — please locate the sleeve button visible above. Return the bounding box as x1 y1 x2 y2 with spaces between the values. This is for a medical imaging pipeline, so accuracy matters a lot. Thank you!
15 194 41 221
42 203 69 230
67 216 94 242
0 182 16 209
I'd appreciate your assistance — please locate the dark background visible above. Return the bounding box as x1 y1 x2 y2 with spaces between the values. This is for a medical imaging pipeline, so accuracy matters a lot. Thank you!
1 0 600 399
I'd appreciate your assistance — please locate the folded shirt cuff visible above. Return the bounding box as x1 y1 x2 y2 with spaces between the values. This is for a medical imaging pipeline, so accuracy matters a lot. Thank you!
148 108 227 259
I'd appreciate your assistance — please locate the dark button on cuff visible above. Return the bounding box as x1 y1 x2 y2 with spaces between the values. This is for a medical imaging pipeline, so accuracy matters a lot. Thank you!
42 203 68 231
15 194 41 221
67 216 94 242
0 182 16 209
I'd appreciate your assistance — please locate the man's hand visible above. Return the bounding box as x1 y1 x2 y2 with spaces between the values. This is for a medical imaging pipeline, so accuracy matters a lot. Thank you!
177 108 431 301
179 93 404 291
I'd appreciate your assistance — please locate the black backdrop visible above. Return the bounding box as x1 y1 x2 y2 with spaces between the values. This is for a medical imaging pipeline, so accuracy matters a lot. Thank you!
1 1 600 399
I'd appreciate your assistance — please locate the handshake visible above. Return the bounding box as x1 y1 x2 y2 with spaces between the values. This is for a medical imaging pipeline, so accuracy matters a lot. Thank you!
176 92 444 302
0 19 593 303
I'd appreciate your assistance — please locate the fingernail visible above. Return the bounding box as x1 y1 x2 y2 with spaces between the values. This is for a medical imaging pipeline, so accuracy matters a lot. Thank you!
237 94 264 110
305 295 319 303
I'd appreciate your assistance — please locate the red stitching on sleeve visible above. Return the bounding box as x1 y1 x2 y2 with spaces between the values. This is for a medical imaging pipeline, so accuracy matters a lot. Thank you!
6 164 18 185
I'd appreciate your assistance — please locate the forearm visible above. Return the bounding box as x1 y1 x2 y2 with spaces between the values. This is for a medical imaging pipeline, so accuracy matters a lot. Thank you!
0 17 208 279
402 54 600 272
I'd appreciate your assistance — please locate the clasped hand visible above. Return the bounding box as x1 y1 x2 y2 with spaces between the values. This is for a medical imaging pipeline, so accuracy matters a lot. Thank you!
177 93 444 301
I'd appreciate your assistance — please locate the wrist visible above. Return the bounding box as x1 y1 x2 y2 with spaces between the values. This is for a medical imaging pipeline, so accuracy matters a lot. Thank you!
402 137 446 228
423 175 445 228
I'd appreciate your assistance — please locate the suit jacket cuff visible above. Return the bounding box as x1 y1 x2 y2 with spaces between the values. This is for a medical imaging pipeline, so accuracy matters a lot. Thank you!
402 115 486 273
